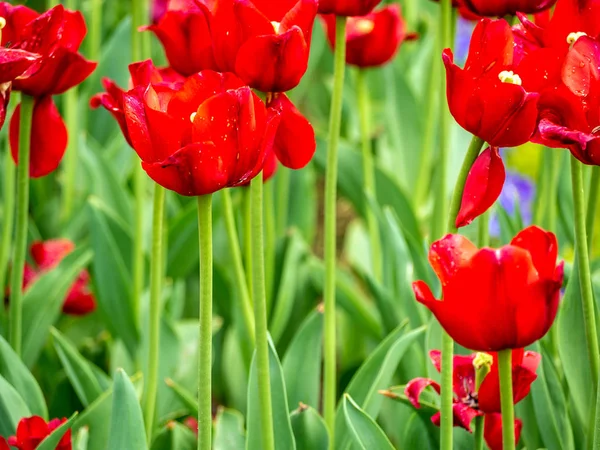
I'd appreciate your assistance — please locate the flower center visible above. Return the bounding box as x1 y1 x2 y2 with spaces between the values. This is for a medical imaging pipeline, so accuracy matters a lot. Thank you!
498 70 522 86
567 31 587 44
354 18 375 34
271 21 281 34
473 352 493 370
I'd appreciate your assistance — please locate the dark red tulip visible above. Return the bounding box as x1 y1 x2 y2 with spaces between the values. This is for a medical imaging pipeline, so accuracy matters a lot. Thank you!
317 0 381 16
10 96 68 178
115 70 280 196
211 0 318 92
456 147 506 228
413 226 563 351
144 1 217 77
20 239 96 316
266 93 316 169
460 0 556 17
322 5 416 68
0 437 8 450
7 416 71 450
0 3 96 97
443 18 539 147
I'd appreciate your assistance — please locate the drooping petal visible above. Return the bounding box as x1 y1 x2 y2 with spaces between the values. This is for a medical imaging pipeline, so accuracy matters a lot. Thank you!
404 378 441 408
0 48 41 84
427 350 476 400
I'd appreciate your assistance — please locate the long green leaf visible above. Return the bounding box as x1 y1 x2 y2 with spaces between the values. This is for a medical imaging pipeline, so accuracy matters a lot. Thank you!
165 377 198 416
37 412 79 450
150 421 197 450
214 408 246 450
343 395 394 450
107 369 147 449
0 374 31 436
290 404 329 450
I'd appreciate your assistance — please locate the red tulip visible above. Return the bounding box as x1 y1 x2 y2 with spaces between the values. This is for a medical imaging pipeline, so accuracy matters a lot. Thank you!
456 147 506 228
443 18 539 147
7 416 71 450
211 0 318 92
0 437 8 450
9 96 68 178
460 0 556 17
0 48 39 130
483 413 523 450
317 0 382 16
322 5 416 68
144 1 218 77
413 226 563 351
118 70 280 195
21 239 96 316
0 3 96 97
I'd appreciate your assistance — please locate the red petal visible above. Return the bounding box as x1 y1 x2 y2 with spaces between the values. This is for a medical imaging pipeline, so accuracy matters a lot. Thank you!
10 96 68 178
0 437 9 450
562 35 600 97
404 378 440 408
63 272 96 316
456 147 506 228
483 413 522 450
90 78 131 146
0 48 40 84
30 239 74 270
428 234 478 286
427 350 477 400
267 94 315 169
431 403 481 432
15 415 50 443
510 225 558 281
317 0 381 16
464 19 514 75
280 0 318 43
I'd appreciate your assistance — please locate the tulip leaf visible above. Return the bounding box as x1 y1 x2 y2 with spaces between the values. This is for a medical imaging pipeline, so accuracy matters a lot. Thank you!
343 394 395 450
167 201 200 279
334 323 425 450
74 426 89 450
282 308 324 410
37 412 78 450
0 334 47 418
22 246 93 367
51 327 105 407
214 408 246 450
290 404 329 450
0 374 31 436
107 369 147 449
165 377 198 417
246 337 295 450
150 421 197 450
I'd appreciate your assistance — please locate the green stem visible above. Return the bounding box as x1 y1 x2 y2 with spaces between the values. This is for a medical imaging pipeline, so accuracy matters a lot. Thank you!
222 189 255 346
477 211 489 247
142 184 165 441
0 134 15 332
197 194 213 450
473 355 490 450
88 0 102 62
244 188 253 294
250 175 275 450
276 167 290 236
546 151 561 231
498 349 515 450
264 180 276 313
356 69 382 282
473 416 484 450
323 16 347 441
8 95 34 356
586 166 600 253
571 156 600 393
61 88 79 222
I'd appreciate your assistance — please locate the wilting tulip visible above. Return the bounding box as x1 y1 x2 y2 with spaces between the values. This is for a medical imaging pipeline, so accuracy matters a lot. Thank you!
317 0 382 16
322 5 416 68
7 416 71 450
413 226 563 351
443 18 539 147
461 0 556 17
211 0 318 93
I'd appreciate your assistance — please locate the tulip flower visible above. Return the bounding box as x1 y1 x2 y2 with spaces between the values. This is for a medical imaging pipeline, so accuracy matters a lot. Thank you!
406 349 538 449
19 239 96 316
443 18 540 147
456 147 506 228
413 226 563 351
322 5 417 68
317 0 382 16
0 48 39 130
461 0 556 17
7 416 71 450
211 0 318 93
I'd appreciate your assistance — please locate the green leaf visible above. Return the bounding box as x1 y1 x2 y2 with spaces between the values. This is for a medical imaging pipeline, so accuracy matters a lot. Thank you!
22 246 92 367
214 408 246 450
51 328 105 407
167 201 200 279
343 394 394 450
246 337 295 450
88 198 139 356
165 378 198 416
282 308 324 410
334 324 425 450
290 404 329 450
37 412 78 450
107 369 147 449
0 374 31 436
150 421 197 450
74 426 89 450
0 334 47 418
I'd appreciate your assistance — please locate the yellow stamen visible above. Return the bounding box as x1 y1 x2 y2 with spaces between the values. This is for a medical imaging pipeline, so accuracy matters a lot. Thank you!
271 21 281 34
567 31 587 45
190 112 197 123
498 70 522 86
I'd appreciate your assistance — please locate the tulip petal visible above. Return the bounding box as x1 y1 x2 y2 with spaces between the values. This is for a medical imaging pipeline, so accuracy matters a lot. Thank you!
10 96 68 178
456 147 506 228
464 18 514 75
404 378 440 408
280 0 318 43
30 239 75 270
63 271 97 315
317 0 381 16
431 403 481 432
90 78 131 146
510 225 558 280
0 48 40 84
428 350 477 400
562 35 600 97
428 234 478 286
483 413 522 450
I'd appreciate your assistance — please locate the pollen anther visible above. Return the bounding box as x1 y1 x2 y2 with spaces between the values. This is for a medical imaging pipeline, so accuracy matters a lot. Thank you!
498 70 522 86
567 32 587 44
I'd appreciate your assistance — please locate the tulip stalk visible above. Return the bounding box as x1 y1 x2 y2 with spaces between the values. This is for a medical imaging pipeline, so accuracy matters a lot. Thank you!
197 193 213 450
498 349 515 450
356 69 382 282
250 175 275 450
586 166 600 253
142 184 165 441
8 94 34 356
276 168 290 236
264 181 276 311
323 15 347 440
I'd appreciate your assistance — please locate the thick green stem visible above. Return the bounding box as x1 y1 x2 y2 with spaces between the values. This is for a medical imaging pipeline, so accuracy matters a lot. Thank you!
244 188 253 292
197 194 213 450
88 0 102 62
323 16 347 440
356 69 382 282
478 211 489 247
0 136 15 331
276 168 290 236
586 166 600 253
222 189 255 347
498 349 515 450
61 87 79 222
264 180 276 313
142 184 165 441
250 175 275 450
8 95 34 356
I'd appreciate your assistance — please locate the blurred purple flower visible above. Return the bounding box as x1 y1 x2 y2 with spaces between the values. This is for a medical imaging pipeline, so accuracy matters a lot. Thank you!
454 16 475 64
489 170 535 237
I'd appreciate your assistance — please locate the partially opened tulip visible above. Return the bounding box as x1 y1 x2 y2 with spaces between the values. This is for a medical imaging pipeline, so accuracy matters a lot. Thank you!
413 226 563 352
317 0 382 16
7 416 71 450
